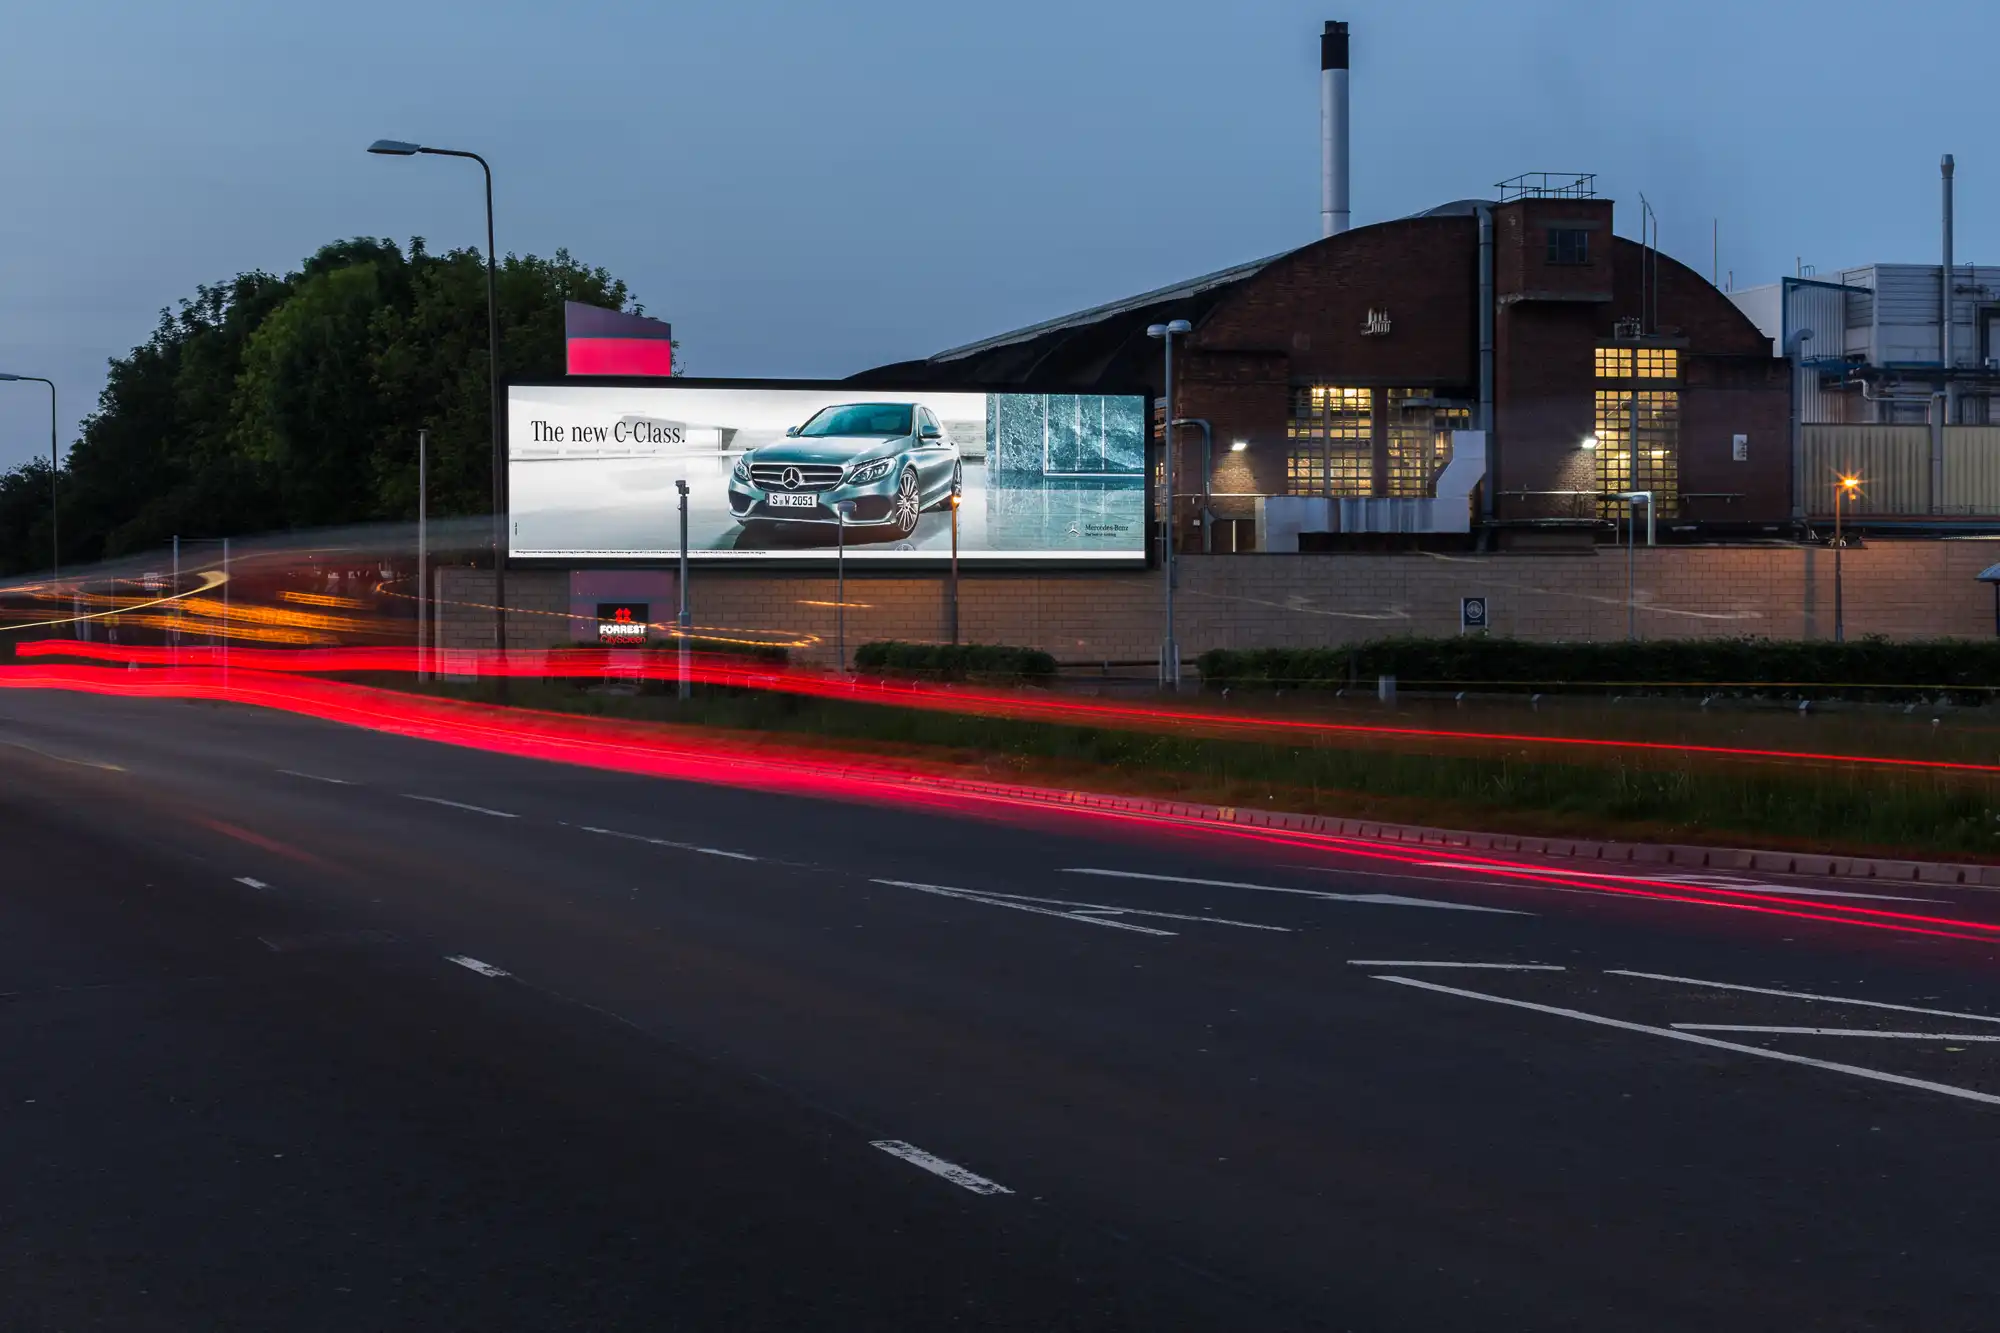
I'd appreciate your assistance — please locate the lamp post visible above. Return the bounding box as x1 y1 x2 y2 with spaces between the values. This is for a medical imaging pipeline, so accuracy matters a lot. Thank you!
834 500 856 671
944 488 960 644
417 428 428 682
676 478 692 700
1835 474 1860 643
0 373 57 578
1146 319 1192 690
368 139 506 682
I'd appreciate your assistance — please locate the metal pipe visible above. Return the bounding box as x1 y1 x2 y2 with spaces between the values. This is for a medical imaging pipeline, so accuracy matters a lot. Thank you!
1320 21 1350 237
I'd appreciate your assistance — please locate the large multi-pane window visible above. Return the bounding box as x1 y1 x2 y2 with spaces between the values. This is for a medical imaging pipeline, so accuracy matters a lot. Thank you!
1593 388 1680 518
1286 386 1372 496
1594 347 1679 380
1384 390 1471 498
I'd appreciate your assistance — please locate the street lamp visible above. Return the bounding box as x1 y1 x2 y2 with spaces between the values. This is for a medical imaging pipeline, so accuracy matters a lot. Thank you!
1146 318 1192 690
369 138 506 678
1835 474 1861 643
0 373 57 578
947 490 962 645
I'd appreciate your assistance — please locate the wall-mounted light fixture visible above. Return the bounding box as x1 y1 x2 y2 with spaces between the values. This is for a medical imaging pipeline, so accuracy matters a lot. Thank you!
1230 439 1249 452
1581 434 1599 450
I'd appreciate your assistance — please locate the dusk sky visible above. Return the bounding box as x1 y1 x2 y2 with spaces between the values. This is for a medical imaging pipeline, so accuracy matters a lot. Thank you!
2 0 1994 470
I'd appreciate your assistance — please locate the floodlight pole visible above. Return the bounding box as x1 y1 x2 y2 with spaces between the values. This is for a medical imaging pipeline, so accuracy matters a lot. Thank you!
677 478 691 699
1147 319 1192 690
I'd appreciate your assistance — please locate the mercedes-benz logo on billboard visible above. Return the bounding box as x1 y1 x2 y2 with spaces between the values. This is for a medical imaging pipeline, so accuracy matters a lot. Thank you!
782 466 803 491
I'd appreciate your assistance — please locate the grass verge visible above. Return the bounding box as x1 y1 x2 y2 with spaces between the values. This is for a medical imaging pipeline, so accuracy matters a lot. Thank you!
395 678 2000 864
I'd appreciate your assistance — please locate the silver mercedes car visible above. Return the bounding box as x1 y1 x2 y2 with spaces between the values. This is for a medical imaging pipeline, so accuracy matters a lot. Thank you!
727 402 962 537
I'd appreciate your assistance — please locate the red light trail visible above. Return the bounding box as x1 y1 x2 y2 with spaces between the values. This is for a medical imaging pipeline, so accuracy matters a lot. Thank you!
5 657 2000 948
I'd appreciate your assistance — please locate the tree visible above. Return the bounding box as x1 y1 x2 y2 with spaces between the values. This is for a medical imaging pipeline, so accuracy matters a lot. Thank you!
3 238 651 576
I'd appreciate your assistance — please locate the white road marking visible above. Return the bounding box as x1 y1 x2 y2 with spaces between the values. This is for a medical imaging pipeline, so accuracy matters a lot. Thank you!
0 737 125 772
923 886 1291 932
874 880 1177 935
869 1140 1013 1196
234 877 270 891
1672 1025 2000 1041
445 955 510 978
1345 960 1563 970
1608 970 2000 1026
404 794 518 819
1064 868 1527 914
278 769 354 786
1377 975 2000 1108
573 824 758 861
1414 861 1945 904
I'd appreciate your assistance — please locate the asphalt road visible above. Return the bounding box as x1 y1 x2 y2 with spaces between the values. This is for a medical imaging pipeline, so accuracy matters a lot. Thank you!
6 689 2000 1330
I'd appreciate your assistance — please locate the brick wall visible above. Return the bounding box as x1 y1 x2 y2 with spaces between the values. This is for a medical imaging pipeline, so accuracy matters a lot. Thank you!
438 542 1998 668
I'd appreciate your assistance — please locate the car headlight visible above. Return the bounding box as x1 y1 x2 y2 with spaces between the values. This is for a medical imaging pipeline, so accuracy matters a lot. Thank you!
846 458 895 486
732 456 750 482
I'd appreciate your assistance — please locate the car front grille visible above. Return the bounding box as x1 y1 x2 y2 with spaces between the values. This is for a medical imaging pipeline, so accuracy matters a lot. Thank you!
749 462 846 492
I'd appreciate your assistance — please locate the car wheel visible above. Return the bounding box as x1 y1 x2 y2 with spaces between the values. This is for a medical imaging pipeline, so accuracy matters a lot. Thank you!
892 467 921 535
931 460 963 511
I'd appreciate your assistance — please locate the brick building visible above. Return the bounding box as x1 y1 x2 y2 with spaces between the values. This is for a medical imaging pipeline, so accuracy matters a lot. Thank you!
858 174 1790 552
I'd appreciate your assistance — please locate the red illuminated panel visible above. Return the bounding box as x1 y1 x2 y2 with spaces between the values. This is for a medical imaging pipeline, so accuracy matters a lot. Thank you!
567 338 674 377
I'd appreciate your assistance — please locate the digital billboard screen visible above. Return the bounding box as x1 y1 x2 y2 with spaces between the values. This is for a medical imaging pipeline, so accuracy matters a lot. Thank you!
507 380 1149 565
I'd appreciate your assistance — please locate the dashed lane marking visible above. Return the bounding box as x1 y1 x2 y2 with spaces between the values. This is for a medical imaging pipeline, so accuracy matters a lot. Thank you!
1672 1025 2000 1041
278 769 354 785
445 955 510 978
571 823 759 861
234 877 270 891
1345 960 1563 970
870 1140 1013 1196
404 794 519 819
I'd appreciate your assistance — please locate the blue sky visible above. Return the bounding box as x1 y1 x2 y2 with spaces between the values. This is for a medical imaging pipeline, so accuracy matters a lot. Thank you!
1 0 1994 469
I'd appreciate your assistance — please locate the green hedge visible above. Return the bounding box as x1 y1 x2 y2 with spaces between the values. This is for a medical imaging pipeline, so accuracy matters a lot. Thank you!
854 640 1057 683
1197 636 2000 702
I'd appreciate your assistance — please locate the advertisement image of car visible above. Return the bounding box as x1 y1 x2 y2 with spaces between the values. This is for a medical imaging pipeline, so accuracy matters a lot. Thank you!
506 380 1148 564
726 403 962 536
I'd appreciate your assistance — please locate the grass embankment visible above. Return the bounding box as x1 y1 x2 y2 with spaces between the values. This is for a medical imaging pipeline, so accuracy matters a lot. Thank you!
400 677 2000 863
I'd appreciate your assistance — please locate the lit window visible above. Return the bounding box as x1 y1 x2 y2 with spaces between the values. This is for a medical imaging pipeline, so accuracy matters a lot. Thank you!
1547 228 1590 265
1594 389 1680 517
1286 386 1372 496
1595 347 1630 379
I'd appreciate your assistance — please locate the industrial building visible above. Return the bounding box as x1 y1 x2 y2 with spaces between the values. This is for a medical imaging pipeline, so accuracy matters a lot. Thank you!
859 24 1787 551
1728 157 2000 525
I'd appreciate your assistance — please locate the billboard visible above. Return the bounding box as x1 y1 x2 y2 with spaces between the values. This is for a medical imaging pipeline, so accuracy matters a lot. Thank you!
564 302 673 377
508 380 1149 565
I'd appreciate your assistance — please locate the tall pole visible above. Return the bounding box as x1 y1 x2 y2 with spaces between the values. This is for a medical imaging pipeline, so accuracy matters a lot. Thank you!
171 536 180 669
1834 486 1846 644
676 478 691 700
835 507 847 671
221 537 231 691
1627 497 1637 641
1148 320 1189 690
948 494 961 645
368 142 504 686
418 428 429 682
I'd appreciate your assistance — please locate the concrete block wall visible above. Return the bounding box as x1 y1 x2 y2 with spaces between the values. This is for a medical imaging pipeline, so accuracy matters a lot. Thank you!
435 541 1998 668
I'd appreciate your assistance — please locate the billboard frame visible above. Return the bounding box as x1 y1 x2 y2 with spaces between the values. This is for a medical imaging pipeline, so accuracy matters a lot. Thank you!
506 374 1157 573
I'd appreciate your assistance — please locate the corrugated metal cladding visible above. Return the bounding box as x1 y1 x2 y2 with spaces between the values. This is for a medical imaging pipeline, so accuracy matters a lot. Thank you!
1786 280 1854 424
1803 425 2000 515
1943 427 2000 515
1836 264 2000 368
1802 425 1928 514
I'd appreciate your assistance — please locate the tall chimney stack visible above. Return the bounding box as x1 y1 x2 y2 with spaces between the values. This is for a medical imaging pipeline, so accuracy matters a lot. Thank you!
1942 153 1956 420
1321 21 1350 238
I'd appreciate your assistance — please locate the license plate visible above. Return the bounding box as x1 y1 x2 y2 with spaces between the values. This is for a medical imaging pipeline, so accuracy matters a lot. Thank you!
767 492 818 508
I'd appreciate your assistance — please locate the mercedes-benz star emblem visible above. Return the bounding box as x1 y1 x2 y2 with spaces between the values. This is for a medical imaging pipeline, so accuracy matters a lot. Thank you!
782 467 803 491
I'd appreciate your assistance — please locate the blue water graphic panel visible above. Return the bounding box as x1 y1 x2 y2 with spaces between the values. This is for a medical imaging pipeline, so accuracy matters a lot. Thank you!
988 395 1146 480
